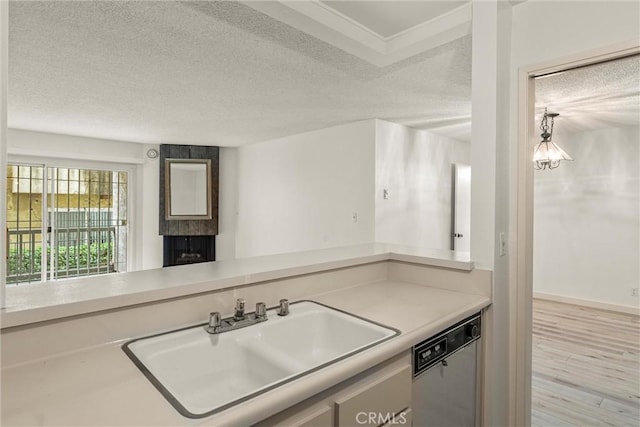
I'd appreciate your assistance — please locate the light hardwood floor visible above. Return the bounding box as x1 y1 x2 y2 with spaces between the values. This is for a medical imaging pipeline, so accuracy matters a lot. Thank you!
531 298 640 426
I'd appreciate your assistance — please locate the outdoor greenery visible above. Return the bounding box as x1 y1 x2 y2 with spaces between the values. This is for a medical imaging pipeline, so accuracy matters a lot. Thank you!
8 242 114 278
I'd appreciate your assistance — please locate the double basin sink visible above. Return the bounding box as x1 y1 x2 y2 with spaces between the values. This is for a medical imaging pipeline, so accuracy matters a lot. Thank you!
123 301 399 418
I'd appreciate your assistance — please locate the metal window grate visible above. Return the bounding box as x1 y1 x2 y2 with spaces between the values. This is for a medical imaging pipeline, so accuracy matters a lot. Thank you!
6 165 45 284
6 164 128 285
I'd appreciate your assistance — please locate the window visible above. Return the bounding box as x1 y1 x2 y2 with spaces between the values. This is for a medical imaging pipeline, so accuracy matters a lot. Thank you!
6 163 129 285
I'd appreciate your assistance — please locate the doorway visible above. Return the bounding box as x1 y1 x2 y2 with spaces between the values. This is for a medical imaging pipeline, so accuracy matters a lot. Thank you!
530 55 639 425
514 41 640 426
451 163 471 252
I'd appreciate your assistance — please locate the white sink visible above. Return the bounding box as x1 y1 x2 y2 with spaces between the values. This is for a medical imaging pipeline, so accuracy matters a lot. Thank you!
252 309 395 370
123 301 398 418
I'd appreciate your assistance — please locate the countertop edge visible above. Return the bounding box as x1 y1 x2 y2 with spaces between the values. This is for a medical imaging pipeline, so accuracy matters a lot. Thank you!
1 244 472 329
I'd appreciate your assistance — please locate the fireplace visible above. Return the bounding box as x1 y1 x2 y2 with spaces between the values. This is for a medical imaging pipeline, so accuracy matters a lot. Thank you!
163 235 215 267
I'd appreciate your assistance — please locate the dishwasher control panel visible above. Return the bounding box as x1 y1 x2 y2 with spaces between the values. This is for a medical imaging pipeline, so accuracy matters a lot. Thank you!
413 313 481 376
415 337 447 372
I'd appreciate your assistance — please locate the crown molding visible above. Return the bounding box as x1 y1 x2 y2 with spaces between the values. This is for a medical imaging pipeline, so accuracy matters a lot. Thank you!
242 0 472 67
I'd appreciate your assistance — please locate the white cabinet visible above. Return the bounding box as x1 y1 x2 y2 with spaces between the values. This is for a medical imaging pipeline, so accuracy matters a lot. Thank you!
282 405 333 427
381 409 411 427
335 364 410 426
257 351 411 427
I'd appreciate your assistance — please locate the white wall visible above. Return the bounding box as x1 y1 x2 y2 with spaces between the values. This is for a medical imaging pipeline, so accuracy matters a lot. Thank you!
491 2 513 423
216 148 238 261
235 120 376 258
138 147 163 270
1 0 8 307
511 0 639 69
8 129 146 164
470 2 513 426
375 119 469 250
534 126 639 309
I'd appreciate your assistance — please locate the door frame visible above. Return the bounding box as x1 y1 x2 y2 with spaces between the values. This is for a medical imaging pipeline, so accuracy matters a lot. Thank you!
513 40 639 426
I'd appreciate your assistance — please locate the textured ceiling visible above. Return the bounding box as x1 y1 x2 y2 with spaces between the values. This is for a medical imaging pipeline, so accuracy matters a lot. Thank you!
535 55 640 134
8 0 473 146
11 1 633 148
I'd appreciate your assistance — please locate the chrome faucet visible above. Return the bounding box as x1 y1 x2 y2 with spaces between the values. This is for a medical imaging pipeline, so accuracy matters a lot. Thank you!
255 302 267 320
234 298 246 321
206 311 222 334
205 299 269 334
277 299 289 316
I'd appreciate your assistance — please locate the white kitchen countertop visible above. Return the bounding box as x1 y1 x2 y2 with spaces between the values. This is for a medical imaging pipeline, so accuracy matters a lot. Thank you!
1 280 489 427
1 243 472 328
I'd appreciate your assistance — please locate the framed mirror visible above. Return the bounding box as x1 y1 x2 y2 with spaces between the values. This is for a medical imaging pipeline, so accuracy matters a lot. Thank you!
165 159 212 220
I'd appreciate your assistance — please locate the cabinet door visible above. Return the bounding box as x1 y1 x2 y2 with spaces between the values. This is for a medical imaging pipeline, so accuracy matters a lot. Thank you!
290 405 333 427
335 365 411 427
381 408 411 427
259 404 332 427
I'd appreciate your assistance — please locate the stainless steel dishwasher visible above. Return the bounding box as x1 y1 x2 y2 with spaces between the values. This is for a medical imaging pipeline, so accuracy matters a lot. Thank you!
412 313 481 427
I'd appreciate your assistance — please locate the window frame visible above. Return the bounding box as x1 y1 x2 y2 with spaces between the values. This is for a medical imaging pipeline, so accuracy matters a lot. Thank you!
6 155 138 284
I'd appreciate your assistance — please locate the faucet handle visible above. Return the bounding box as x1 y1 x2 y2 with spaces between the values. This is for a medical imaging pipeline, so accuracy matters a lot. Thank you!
277 299 289 316
255 302 267 320
206 311 221 334
234 298 246 320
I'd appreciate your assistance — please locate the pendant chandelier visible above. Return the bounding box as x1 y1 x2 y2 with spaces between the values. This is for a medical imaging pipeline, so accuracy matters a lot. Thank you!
533 108 573 170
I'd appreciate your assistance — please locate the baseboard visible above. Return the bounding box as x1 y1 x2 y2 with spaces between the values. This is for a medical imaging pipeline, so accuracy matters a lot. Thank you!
533 292 640 316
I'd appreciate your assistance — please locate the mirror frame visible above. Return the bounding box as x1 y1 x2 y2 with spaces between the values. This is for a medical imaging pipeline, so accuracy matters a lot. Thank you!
164 158 212 220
